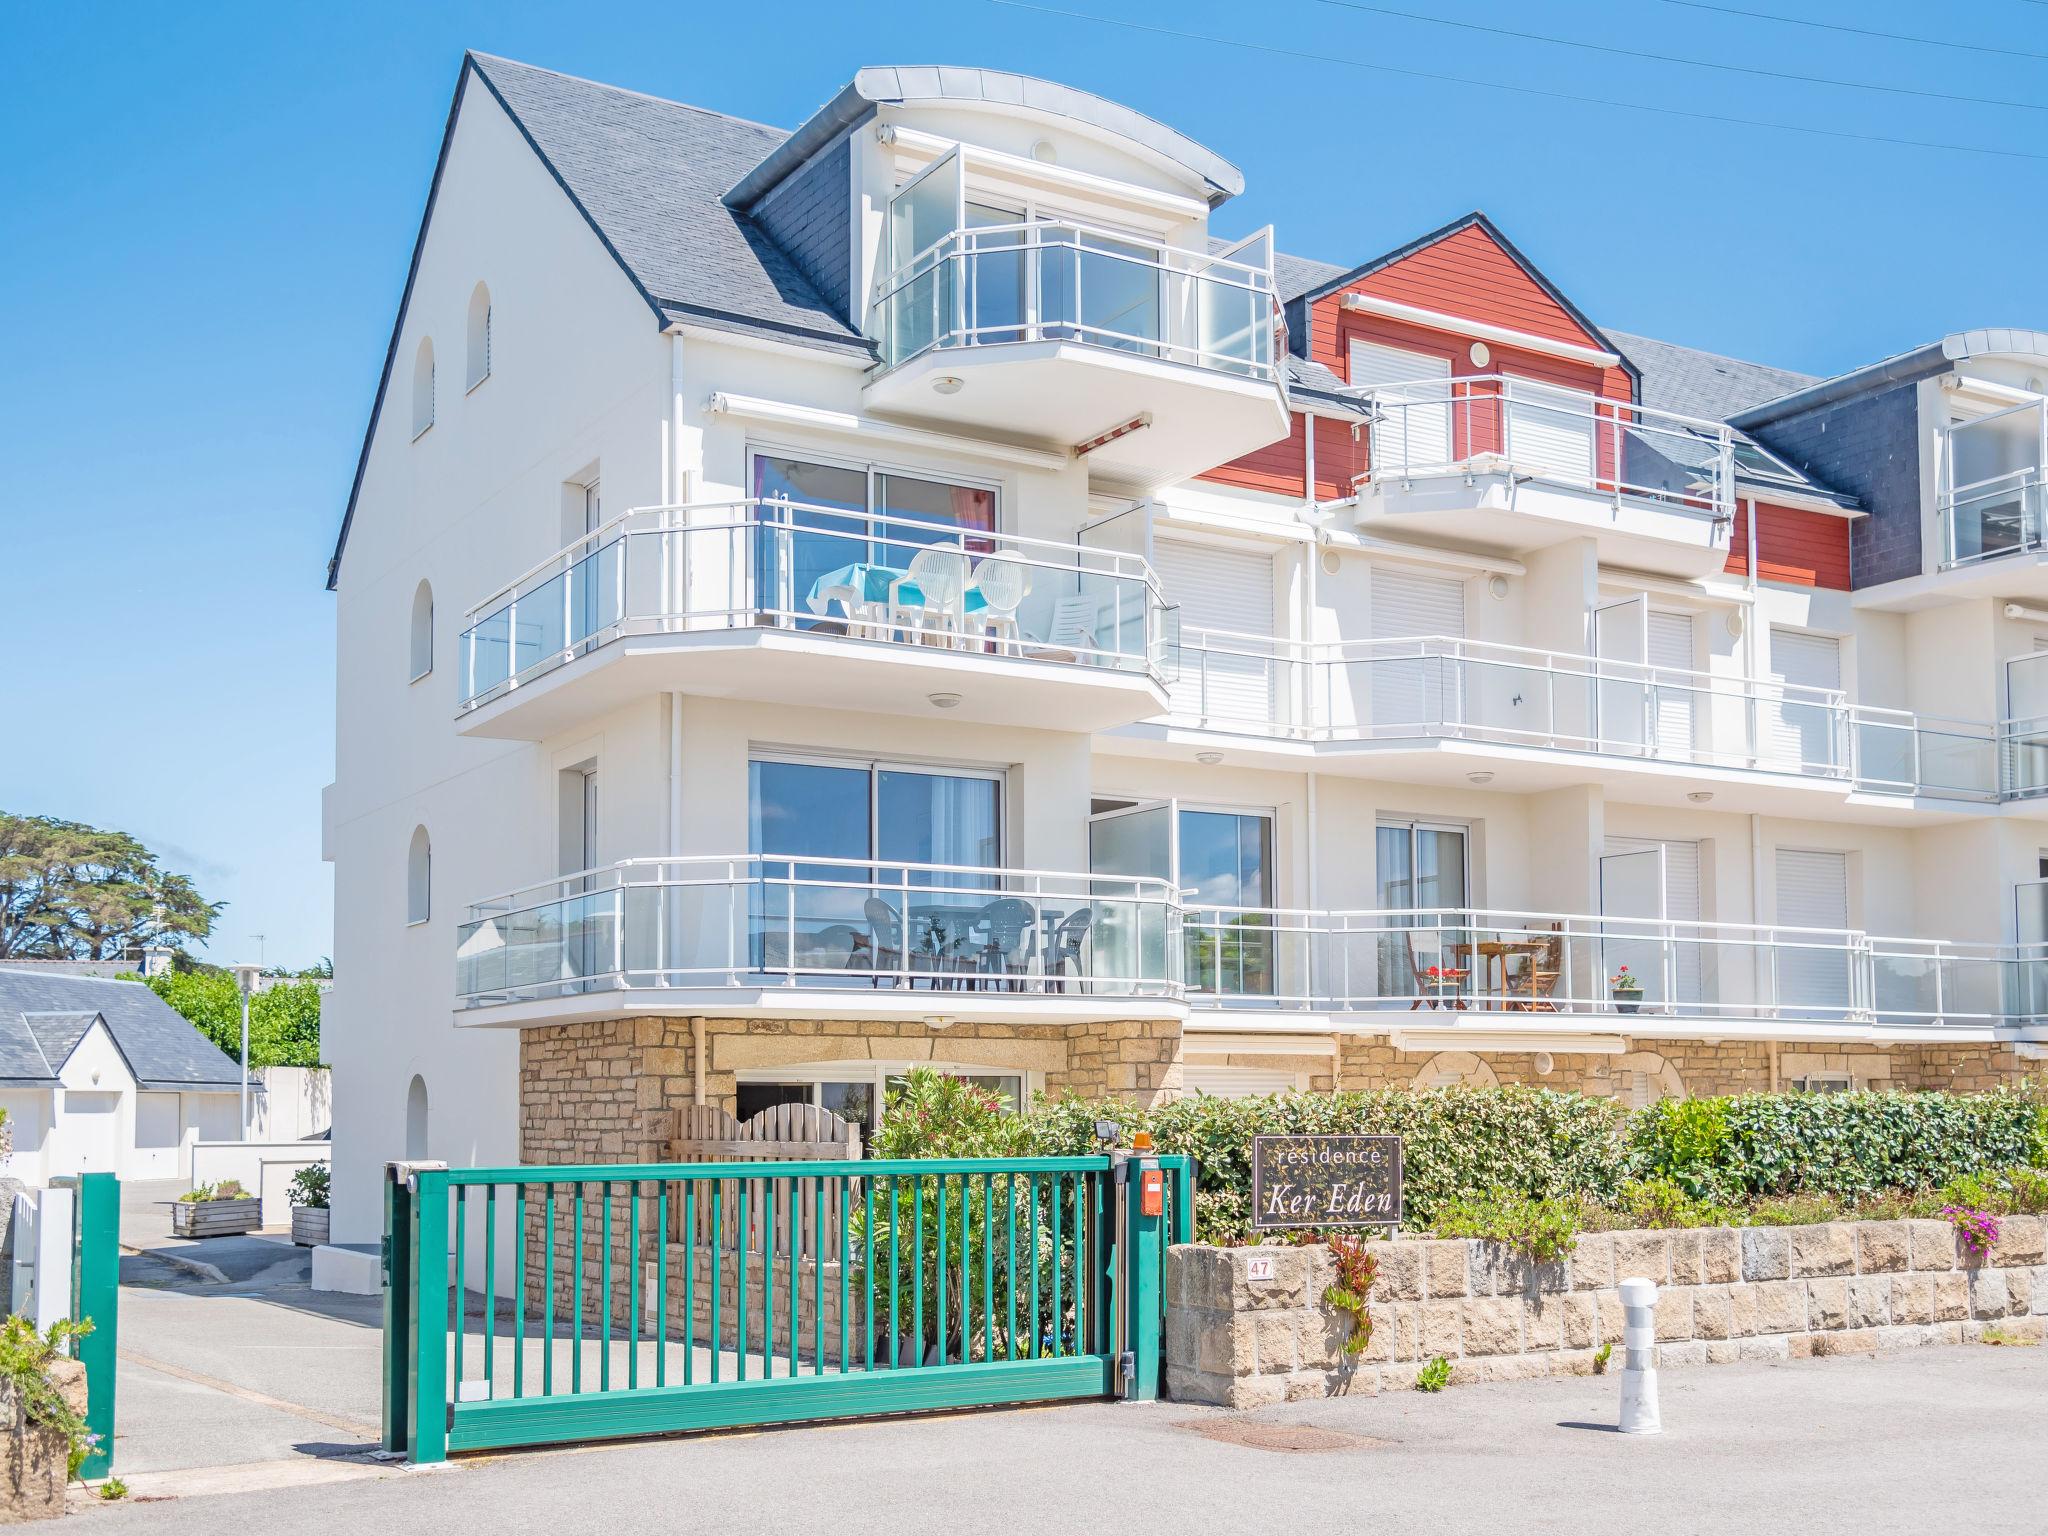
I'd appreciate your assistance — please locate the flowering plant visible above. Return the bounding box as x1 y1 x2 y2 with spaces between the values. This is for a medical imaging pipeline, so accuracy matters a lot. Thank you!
1942 1203 2001 1261
1608 965 1642 991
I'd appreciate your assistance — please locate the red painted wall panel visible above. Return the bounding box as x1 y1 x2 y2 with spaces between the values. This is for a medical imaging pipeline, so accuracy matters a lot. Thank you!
1725 501 1852 590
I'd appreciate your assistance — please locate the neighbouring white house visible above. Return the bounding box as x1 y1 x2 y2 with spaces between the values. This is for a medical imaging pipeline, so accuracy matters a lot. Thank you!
0 968 245 1184
321 52 2048 1281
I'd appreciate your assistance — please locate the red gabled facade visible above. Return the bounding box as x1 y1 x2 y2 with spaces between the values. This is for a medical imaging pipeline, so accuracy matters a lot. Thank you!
1200 214 1633 498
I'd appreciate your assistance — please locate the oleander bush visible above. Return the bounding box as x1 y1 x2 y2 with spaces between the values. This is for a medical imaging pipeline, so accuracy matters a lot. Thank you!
1020 1082 2047 1245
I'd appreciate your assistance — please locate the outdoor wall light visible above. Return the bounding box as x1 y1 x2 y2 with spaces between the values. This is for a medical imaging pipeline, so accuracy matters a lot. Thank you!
1487 574 1510 600
1196 750 1224 765
1466 771 1494 785
927 692 962 709
1687 790 1714 803
1532 1051 1554 1076
932 375 965 396
924 1016 955 1030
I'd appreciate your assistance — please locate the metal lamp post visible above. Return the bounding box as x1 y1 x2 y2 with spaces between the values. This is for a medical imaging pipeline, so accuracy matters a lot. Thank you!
233 963 263 1141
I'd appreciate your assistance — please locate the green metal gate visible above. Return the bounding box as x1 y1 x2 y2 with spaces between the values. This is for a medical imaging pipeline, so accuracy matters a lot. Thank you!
382 1154 1191 1461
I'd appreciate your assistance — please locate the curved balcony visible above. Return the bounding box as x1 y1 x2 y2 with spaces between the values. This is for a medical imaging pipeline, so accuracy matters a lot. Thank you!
455 500 1175 739
454 856 1183 1025
1155 630 2004 804
864 217 1289 490
1351 375 1735 578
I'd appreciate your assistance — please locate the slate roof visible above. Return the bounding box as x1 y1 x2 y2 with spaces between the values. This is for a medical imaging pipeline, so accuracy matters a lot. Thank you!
1604 330 1819 426
0 970 244 1090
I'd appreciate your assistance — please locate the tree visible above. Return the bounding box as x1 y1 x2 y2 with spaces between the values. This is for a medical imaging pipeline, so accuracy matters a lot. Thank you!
0 813 220 959
144 971 322 1069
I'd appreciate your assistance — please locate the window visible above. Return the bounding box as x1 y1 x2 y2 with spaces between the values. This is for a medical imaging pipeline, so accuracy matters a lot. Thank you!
748 451 997 627
735 1062 1026 1138
407 826 431 925
1088 798 1275 997
747 754 1003 979
409 579 433 681
465 282 492 390
411 337 435 438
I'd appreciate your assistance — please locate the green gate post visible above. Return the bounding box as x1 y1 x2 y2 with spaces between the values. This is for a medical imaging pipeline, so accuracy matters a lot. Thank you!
1122 1157 1161 1402
409 1166 451 1465
71 1173 119 1481
381 1164 414 1455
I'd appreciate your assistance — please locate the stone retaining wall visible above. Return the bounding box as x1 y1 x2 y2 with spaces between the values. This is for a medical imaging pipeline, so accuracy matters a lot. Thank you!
1165 1217 2048 1406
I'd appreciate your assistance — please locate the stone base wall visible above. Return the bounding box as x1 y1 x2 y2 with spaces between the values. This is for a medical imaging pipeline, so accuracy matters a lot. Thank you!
1165 1216 2048 1407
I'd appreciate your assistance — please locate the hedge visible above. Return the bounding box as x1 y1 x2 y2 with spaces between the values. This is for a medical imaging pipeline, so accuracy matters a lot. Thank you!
1023 1085 2048 1244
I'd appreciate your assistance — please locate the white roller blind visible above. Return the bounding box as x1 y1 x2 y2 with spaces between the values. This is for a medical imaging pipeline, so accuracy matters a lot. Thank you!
1505 377 1596 482
1767 628 1843 771
1183 1065 1305 1099
1371 567 1467 729
1647 610 1697 759
1154 538 1277 726
1775 848 1851 1017
1351 340 1452 472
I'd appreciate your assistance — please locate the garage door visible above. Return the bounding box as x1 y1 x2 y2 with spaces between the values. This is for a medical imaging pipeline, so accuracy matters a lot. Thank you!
1768 629 1842 772
1153 539 1277 726
1351 340 1452 473
1775 848 1851 1017
1371 566 1466 729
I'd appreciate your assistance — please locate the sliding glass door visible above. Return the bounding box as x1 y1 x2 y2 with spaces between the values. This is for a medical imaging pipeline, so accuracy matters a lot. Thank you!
748 756 1002 982
1089 799 1275 998
1375 821 1469 1004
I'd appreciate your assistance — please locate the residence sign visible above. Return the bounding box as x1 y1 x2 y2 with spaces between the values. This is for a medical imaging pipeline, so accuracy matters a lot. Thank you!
1250 1134 1404 1230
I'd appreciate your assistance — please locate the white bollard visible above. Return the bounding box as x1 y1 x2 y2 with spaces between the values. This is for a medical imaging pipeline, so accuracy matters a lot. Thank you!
1617 1276 1661 1435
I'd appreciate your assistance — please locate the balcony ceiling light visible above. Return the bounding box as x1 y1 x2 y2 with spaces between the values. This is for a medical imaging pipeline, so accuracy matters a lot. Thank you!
924 1015 955 1030
1687 790 1714 803
1196 750 1224 765
927 692 963 709
1466 771 1494 785
932 375 965 396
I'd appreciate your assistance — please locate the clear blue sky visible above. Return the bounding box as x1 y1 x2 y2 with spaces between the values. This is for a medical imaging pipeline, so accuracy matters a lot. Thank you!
5 0 2045 969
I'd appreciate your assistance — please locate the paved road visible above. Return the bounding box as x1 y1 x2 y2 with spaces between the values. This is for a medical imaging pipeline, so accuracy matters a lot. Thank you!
120 1178 310 1286
79 1308 2046 1534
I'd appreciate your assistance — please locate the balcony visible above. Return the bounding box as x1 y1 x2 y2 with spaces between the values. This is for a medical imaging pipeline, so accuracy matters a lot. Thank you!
1156 631 2004 803
863 217 1289 491
454 856 1183 1024
1351 376 1734 578
1179 905 2044 1039
455 500 1175 739
1938 399 2048 577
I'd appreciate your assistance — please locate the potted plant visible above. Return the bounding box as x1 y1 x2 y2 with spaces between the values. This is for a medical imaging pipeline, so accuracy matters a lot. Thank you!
172 1179 261 1238
1609 965 1644 1015
288 1165 330 1247
0 1314 93 1521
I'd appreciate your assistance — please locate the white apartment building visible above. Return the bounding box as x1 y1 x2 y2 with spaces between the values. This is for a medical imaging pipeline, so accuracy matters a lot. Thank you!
321 53 2048 1254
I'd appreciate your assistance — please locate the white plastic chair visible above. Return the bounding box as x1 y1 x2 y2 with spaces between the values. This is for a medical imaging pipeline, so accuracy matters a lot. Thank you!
968 556 1030 653
1024 593 1101 663
889 545 970 646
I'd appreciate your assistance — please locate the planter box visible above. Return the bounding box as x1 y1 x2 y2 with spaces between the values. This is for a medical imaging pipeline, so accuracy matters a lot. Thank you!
291 1206 330 1247
0 1359 85 1522
172 1197 261 1238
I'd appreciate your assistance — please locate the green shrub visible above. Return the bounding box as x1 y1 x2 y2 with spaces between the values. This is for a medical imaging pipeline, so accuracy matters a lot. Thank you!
179 1180 247 1204
1746 1192 1844 1227
287 1165 329 1210
1604 1176 1738 1231
0 1315 96 1479
1427 1189 1578 1263
1028 1085 1631 1244
1415 1355 1452 1392
1630 1098 1732 1197
1938 1166 2048 1216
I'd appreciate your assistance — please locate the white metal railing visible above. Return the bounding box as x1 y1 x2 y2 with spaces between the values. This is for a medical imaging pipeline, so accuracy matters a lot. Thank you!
455 855 1182 1006
1162 629 2003 799
456 498 1177 710
1938 400 2048 570
870 217 1279 380
1356 373 1736 523
1178 904 2043 1028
